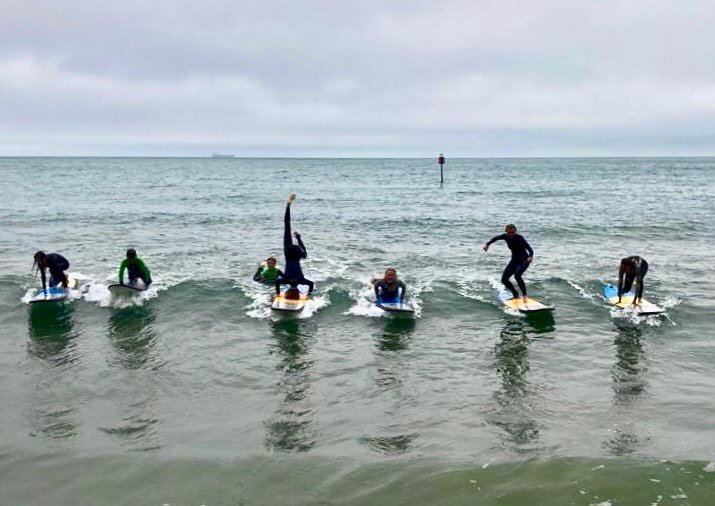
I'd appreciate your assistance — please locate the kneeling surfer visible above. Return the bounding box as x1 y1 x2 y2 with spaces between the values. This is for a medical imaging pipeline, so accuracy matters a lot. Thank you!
119 248 152 289
373 268 406 303
483 224 534 302
275 193 314 299
254 256 283 283
33 250 70 290
617 255 648 305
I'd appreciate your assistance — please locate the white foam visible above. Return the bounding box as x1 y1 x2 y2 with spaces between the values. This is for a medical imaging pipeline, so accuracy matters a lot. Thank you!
703 461 715 472
567 280 594 299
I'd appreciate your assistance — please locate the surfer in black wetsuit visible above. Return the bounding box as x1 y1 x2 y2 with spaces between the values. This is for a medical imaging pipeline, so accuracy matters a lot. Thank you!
276 193 314 299
483 224 534 302
617 255 648 305
33 251 70 290
373 268 406 303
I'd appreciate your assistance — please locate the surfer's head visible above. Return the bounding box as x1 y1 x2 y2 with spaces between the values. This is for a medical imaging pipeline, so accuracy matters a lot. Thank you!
126 248 137 259
619 257 632 272
383 268 397 283
266 257 277 268
33 250 47 269
505 224 517 236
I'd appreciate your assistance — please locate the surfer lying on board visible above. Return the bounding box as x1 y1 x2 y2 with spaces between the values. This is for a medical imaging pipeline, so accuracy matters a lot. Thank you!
373 268 406 302
483 224 533 302
33 251 70 290
119 248 152 288
618 255 648 305
276 193 314 299
253 257 283 283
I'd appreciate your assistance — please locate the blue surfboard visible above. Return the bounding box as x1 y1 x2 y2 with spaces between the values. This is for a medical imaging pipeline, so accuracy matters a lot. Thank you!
603 284 664 315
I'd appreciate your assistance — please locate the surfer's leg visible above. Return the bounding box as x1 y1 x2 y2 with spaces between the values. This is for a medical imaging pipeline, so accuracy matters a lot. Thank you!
283 204 293 251
514 260 530 298
501 262 519 298
275 277 284 295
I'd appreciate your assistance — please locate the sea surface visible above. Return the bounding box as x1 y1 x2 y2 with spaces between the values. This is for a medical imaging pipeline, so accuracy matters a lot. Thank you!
1 157 714 505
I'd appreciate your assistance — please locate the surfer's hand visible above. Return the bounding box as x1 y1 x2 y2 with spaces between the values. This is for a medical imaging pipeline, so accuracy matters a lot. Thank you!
527 257 533 264
286 192 297 205
482 245 489 252
293 231 301 238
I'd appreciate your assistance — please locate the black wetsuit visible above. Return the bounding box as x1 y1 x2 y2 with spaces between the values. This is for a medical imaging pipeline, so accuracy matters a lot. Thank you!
373 279 406 302
275 204 314 294
618 256 648 300
486 233 534 298
40 253 70 290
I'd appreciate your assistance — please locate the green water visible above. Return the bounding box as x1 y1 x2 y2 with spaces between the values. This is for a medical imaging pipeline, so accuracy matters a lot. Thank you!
1 157 714 504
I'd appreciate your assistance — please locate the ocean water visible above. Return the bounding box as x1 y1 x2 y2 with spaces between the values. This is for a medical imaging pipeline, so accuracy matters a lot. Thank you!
1 157 714 505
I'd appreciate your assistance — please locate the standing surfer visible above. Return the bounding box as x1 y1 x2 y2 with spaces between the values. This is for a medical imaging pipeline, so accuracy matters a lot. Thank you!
483 224 534 302
276 193 314 299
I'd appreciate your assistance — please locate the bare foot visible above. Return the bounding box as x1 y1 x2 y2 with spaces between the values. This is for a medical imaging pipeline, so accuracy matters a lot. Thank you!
286 192 297 205
522 296 528 303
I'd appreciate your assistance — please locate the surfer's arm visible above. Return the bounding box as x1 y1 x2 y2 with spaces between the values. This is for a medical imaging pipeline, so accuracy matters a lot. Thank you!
399 280 406 301
483 234 505 251
40 268 47 291
136 259 151 282
118 259 128 284
523 238 534 262
253 265 264 281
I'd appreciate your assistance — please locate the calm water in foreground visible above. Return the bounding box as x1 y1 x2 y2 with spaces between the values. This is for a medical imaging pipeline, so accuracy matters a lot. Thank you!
1 157 714 505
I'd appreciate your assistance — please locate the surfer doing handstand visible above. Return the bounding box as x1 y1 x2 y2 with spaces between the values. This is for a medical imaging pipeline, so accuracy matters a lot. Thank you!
483 224 533 302
617 255 648 305
276 193 314 299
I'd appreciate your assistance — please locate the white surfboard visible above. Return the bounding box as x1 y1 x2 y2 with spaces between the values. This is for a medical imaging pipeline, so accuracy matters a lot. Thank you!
376 299 415 313
603 284 664 316
272 287 309 312
108 283 145 297
29 276 76 304
499 291 554 313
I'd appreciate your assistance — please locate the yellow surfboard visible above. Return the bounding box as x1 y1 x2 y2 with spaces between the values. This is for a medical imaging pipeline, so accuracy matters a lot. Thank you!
603 285 664 315
501 296 554 313
271 290 309 312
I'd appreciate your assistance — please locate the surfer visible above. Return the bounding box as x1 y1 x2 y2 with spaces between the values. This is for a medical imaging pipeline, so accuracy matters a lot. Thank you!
33 251 70 290
483 224 533 302
373 268 406 303
276 193 314 299
253 257 283 283
617 255 648 305
119 248 152 288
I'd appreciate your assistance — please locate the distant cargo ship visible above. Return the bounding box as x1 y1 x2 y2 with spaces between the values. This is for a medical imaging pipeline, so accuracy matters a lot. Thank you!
211 154 235 159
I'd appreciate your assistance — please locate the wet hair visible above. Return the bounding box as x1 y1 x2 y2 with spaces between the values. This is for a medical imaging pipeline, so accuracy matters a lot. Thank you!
505 224 517 232
126 248 137 259
33 250 46 270
266 256 277 263
384 268 397 276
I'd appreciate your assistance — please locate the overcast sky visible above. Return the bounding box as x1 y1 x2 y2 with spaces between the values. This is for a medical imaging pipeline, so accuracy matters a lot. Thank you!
1 0 713 157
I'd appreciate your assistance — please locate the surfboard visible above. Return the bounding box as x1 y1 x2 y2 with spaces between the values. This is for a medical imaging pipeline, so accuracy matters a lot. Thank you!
498 291 554 313
108 283 145 297
603 284 664 315
272 288 309 312
376 299 415 313
28 276 76 304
